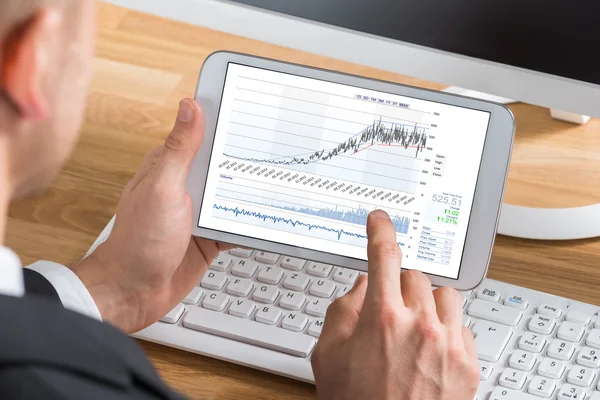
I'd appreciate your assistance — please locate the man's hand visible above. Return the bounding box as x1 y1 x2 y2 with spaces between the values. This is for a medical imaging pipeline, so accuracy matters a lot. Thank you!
72 99 231 334
312 210 479 400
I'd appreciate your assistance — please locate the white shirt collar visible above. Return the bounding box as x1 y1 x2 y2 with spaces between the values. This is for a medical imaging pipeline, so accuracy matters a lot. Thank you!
0 246 24 297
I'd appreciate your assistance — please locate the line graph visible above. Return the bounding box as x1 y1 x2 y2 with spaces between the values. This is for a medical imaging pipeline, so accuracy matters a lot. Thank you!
213 203 406 246
216 194 410 234
223 114 426 192
225 119 428 163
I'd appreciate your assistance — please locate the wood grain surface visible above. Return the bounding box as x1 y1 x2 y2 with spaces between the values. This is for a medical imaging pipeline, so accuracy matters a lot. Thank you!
6 3 600 399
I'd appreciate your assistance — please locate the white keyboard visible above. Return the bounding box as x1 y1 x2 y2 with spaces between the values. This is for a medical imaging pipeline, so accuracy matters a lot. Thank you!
91 219 600 399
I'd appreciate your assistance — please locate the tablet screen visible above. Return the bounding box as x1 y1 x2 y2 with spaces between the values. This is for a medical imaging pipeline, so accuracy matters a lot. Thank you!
198 63 491 279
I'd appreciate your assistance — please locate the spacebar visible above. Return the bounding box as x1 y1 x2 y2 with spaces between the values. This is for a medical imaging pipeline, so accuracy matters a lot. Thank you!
182 308 316 358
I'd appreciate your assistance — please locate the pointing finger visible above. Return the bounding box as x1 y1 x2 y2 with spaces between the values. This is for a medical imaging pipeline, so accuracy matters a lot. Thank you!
364 210 404 309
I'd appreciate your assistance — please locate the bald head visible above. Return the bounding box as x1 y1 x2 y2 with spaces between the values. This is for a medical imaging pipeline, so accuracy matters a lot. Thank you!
0 0 95 201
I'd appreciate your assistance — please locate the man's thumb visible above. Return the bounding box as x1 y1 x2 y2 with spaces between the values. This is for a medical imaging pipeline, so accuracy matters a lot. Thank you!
161 99 204 180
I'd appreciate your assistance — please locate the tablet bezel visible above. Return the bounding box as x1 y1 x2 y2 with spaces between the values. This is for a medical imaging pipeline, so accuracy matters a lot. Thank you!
187 51 515 290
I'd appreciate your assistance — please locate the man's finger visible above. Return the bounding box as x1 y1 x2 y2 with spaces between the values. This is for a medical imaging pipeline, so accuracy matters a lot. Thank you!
462 326 477 360
432 286 463 332
364 210 403 308
318 275 368 350
126 146 162 191
402 269 436 314
159 99 204 185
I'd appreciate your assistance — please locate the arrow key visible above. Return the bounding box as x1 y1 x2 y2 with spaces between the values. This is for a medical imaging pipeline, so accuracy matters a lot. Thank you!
528 375 556 397
548 339 575 361
557 383 584 399
577 346 600 368
567 366 595 387
479 360 493 381
509 350 536 371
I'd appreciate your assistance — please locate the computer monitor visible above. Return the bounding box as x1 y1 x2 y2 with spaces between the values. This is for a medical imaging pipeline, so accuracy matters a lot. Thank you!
105 0 600 240
108 0 600 118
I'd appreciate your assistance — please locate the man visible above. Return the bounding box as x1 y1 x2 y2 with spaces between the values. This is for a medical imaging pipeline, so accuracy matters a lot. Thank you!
0 1 480 399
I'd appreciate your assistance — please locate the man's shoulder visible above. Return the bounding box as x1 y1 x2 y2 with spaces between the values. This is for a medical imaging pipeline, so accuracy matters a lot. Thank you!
0 295 182 400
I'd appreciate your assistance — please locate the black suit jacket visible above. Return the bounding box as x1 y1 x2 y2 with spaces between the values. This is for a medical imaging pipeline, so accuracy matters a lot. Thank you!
0 270 184 400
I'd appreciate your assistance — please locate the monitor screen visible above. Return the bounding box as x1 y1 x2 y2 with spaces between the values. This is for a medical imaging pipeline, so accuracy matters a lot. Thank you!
229 0 600 86
198 63 490 279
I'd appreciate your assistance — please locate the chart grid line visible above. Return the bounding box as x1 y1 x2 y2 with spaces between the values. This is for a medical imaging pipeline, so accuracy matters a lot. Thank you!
237 75 432 115
236 87 432 125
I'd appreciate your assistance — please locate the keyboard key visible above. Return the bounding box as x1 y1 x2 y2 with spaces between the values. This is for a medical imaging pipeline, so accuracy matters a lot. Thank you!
279 292 306 311
557 384 585 400
538 304 562 319
183 287 203 305
230 248 254 258
504 295 528 310
537 358 566 379
462 315 471 327
201 271 228 290
498 368 526 390
160 303 185 324
472 320 512 362
257 266 284 285
508 350 536 371
476 287 501 302
210 253 232 271
519 332 546 353
528 376 556 398
252 284 279 304
183 307 315 357
231 259 258 278
228 299 255 319
566 310 591 326
547 339 575 361
283 273 310 291
467 299 522 326
308 319 324 337
255 305 282 325
306 262 333 278
557 321 585 342
281 256 306 271
282 312 309 332
587 329 600 349
309 279 336 298
489 387 539 399
567 366 595 387
577 346 600 368
479 360 493 381
335 285 351 299
255 251 280 264
332 267 358 284
528 314 555 335
306 299 331 317
202 292 229 311
227 278 253 297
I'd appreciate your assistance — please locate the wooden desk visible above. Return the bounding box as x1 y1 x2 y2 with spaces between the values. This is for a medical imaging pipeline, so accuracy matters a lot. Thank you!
6 3 600 399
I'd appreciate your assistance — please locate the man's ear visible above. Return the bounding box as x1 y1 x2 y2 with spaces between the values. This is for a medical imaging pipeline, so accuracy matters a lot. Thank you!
0 9 62 120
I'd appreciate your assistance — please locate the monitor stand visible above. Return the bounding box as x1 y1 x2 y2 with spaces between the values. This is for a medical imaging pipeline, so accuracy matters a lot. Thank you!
443 86 591 125
442 86 600 240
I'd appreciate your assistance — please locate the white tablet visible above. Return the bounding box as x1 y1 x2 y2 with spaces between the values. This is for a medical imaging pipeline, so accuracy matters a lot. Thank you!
187 51 515 290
